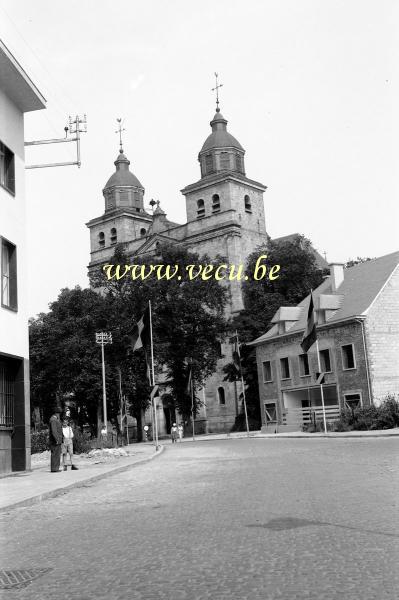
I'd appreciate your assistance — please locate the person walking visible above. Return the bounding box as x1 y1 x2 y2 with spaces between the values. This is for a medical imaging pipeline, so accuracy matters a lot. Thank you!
49 405 63 472
178 423 184 442
61 413 78 471
170 422 178 444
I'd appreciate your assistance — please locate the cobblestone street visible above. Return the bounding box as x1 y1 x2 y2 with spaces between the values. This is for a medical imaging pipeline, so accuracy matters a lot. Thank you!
1 438 398 599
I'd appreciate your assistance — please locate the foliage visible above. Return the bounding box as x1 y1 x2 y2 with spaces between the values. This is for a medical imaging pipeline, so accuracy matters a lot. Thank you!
31 429 50 454
224 235 326 429
72 428 93 454
345 257 374 268
230 414 260 432
333 394 399 431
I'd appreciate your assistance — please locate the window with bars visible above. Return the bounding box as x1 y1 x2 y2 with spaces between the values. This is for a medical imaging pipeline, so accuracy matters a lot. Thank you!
197 199 205 219
0 362 14 428
110 228 117 245
98 231 105 248
0 141 15 195
1 238 17 311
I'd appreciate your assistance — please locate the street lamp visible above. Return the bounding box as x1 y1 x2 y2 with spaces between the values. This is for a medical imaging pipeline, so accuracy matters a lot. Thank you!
95 332 112 433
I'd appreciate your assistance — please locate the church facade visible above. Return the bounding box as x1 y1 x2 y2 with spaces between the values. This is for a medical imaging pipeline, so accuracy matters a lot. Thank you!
87 105 269 433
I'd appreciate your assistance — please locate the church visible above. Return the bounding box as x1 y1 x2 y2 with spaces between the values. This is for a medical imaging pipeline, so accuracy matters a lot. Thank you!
87 99 270 434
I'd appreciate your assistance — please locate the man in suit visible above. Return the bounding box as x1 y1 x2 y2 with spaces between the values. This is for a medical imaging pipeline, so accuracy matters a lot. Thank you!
49 405 63 472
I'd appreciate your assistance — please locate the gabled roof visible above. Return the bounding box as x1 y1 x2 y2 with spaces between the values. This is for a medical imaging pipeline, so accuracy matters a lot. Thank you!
250 251 399 346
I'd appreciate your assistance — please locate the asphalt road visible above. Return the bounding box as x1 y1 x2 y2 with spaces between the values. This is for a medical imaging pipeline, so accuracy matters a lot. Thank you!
1 438 398 600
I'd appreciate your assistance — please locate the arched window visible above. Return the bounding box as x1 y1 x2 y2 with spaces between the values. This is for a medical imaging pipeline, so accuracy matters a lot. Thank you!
110 227 117 245
197 199 205 219
212 194 220 213
140 228 147 237
244 195 252 213
98 231 105 248
218 387 226 405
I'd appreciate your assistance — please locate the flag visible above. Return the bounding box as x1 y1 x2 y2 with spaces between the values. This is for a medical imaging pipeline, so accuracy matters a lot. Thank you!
130 306 150 352
185 363 192 396
301 292 317 353
232 337 242 377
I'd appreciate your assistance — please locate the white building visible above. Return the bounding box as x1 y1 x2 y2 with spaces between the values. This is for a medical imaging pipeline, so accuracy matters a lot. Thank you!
0 40 45 473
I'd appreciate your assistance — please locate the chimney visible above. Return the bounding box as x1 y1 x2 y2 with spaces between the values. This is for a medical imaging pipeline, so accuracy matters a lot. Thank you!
329 263 344 292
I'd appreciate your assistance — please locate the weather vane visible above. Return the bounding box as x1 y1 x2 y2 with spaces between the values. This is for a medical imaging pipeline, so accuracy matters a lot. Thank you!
115 118 125 153
211 72 223 111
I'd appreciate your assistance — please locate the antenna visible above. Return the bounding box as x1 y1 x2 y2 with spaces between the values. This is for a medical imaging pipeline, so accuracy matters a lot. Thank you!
25 114 87 169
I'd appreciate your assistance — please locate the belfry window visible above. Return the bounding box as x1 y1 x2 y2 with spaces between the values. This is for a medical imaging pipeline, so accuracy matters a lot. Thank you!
220 152 230 170
197 199 205 219
217 387 226 405
244 195 252 213
212 194 220 213
235 154 243 173
98 231 105 248
205 154 214 174
110 228 117 245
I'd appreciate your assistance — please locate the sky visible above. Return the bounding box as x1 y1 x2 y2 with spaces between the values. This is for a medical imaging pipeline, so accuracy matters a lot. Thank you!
1 0 398 318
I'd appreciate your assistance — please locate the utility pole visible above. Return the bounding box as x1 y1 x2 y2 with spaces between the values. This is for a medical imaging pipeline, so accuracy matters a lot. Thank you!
95 332 112 433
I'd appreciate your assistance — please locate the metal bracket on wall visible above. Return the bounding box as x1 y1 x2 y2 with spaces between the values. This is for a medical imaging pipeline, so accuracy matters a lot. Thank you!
24 114 87 169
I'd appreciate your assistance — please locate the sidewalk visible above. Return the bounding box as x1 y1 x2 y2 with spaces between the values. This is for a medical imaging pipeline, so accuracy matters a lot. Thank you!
177 428 399 442
0 443 162 513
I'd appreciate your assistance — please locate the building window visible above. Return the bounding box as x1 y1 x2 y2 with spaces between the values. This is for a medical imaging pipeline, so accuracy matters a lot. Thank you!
299 353 310 376
110 228 117 245
197 199 205 219
217 387 226 405
220 152 230 170
140 228 147 237
205 154 214 174
342 344 356 370
244 194 252 213
235 154 242 173
319 349 332 373
264 402 277 423
0 362 15 428
280 357 290 379
344 392 362 410
262 361 272 382
212 194 220 213
0 141 15 195
1 238 17 311
98 231 105 248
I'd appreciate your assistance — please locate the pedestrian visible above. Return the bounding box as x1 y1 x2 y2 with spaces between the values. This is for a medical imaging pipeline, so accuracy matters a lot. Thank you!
61 414 78 471
49 404 63 472
100 424 107 448
178 423 184 442
171 422 178 443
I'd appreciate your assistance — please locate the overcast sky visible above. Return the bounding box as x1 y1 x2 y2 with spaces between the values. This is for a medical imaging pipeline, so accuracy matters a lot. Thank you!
1 0 398 318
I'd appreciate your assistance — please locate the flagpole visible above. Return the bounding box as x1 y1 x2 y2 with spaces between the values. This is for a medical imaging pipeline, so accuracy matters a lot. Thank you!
148 300 159 450
236 331 250 437
191 359 195 441
315 339 327 434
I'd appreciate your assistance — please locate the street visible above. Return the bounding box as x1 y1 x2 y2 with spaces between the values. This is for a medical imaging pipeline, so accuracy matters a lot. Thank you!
1 438 398 600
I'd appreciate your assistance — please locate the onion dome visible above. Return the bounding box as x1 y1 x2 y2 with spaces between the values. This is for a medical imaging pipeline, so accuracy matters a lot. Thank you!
103 150 145 213
198 107 245 178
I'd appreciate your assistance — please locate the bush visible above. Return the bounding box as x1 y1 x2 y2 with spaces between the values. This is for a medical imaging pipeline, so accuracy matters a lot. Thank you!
231 413 261 432
333 394 399 432
31 429 49 454
72 428 92 454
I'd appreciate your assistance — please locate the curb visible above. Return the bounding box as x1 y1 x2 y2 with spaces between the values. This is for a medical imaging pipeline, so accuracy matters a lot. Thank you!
183 432 399 441
0 445 164 514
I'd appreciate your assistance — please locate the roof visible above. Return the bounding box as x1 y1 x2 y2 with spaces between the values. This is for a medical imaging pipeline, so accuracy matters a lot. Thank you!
200 110 244 153
104 151 143 189
250 251 399 345
272 233 328 270
0 39 46 112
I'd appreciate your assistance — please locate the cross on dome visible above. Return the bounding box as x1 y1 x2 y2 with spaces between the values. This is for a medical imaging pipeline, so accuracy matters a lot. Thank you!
211 72 223 112
115 118 125 153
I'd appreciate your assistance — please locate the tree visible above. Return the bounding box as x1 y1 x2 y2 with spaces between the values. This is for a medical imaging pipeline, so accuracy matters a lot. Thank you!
345 257 373 268
91 243 229 418
224 235 326 428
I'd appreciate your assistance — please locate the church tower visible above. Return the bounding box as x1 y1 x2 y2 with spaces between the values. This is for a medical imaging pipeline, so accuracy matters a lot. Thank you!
181 101 268 313
86 144 152 272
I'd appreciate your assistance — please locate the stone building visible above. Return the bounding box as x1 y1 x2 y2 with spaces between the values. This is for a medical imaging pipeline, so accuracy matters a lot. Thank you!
0 40 46 473
249 253 399 432
87 105 269 433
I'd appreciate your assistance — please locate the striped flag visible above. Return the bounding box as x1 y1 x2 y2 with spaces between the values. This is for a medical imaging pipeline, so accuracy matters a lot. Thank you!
130 306 150 352
301 292 317 353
